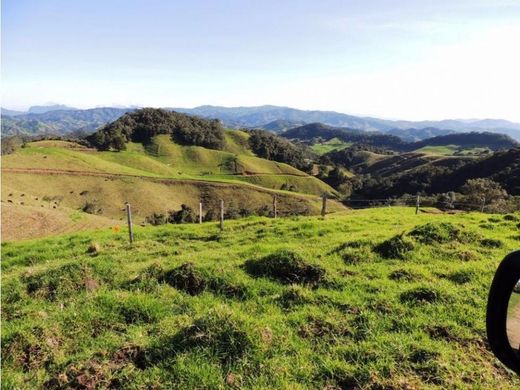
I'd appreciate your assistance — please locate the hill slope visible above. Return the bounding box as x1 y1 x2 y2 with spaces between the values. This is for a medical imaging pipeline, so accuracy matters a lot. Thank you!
2 133 341 239
2 208 519 388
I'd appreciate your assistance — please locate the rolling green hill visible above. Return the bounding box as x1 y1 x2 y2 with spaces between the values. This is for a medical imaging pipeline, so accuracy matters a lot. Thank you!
2 134 341 240
2 208 519 388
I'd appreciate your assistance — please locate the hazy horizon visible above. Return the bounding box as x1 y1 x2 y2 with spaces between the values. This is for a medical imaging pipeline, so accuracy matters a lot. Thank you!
3 0 520 121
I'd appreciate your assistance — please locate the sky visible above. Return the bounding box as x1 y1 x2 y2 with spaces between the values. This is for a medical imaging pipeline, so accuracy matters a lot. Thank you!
2 0 520 121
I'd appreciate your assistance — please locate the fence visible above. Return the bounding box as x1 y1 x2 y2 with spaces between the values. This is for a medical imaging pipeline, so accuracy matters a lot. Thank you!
122 193 518 243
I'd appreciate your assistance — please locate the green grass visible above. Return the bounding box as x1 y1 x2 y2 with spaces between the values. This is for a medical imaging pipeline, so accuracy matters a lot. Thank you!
415 145 491 156
2 207 520 388
4 136 334 197
310 138 352 155
414 145 459 155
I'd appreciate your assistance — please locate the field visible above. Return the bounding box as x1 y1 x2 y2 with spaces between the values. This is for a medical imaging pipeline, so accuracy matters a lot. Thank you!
310 138 352 155
2 136 341 240
2 207 520 389
414 145 491 156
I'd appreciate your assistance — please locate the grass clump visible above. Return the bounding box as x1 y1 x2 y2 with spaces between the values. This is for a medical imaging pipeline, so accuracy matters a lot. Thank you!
162 262 207 295
298 315 352 340
23 263 95 300
244 250 325 284
340 247 373 265
374 234 414 259
446 269 474 285
400 286 444 305
480 238 503 248
146 309 257 366
125 263 164 292
389 268 419 282
408 222 462 244
278 284 313 309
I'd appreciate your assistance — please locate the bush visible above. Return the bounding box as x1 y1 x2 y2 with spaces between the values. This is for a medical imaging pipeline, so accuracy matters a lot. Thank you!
168 204 196 224
244 250 325 284
82 200 101 215
145 212 167 226
374 234 414 259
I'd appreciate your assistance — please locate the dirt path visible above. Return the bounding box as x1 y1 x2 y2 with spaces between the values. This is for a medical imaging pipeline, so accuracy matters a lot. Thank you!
507 296 520 351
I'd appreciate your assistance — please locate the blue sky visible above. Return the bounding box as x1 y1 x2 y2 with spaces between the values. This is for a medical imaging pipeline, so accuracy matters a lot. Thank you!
2 0 520 121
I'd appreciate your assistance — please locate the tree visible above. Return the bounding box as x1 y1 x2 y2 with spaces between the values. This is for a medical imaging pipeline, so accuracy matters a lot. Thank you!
460 178 507 209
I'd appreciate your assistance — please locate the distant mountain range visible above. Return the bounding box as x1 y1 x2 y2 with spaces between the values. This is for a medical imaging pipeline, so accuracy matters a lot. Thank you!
2 104 520 141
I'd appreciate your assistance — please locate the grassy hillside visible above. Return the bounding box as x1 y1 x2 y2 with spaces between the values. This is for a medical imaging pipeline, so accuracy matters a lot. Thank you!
310 138 352 155
2 136 341 239
2 208 520 388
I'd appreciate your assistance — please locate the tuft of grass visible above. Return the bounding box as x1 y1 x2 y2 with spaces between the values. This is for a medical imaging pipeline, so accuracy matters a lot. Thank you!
244 250 325 284
374 233 414 259
400 286 445 305
162 262 207 296
480 238 503 248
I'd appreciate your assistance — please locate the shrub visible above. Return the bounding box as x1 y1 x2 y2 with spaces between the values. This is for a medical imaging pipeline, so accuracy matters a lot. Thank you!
168 204 196 224
374 234 414 259
244 250 325 284
82 200 101 215
145 212 167 226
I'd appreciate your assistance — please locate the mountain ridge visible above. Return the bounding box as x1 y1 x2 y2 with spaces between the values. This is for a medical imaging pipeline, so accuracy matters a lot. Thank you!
2 104 520 140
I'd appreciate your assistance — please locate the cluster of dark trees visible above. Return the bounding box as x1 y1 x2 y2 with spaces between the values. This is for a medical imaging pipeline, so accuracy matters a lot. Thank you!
282 123 518 152
282 123 407 150
86 108 225 151
346 148 520 199
247 129 313 171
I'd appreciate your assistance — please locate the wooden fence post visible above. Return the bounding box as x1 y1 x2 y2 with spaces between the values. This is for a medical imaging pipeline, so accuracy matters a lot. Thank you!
199 201 203 224
321 193 327 218
125 202 134 243
415 195 420 215
273 194 277 219
220 199 224 231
